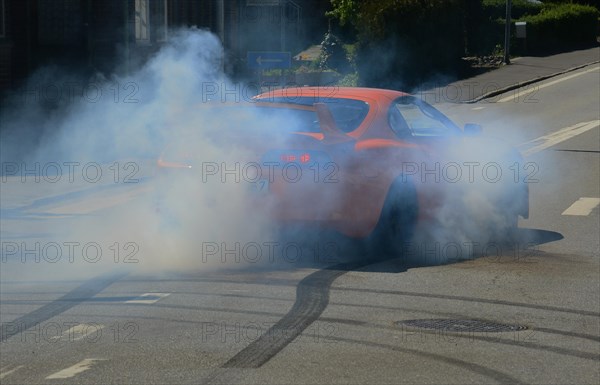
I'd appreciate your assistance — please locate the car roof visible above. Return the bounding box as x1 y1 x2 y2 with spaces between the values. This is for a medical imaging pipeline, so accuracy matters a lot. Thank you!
254 87 410 102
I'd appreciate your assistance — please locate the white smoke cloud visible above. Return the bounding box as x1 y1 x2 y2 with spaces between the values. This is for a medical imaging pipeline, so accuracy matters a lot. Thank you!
0 28 540 279
0 29 285 279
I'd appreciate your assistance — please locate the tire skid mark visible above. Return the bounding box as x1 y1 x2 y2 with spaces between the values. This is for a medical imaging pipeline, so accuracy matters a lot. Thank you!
208 267 526 384
323 336 526 385
332 319 600 362
221 263 362 369
122 275 599 318
0 272 127 342
332 287 600 317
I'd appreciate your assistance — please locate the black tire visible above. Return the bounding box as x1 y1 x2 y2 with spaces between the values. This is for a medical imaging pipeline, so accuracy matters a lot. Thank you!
494 209 519 244
493 184 526 243
369 177 418 256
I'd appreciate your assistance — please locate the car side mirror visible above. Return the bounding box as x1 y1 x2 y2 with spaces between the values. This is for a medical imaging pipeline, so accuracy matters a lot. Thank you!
464 123 482 136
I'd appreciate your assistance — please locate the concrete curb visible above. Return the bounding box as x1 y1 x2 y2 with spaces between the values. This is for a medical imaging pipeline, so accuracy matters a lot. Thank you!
465 60 600 103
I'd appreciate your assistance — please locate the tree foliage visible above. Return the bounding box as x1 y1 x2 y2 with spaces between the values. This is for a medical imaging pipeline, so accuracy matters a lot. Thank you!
329 0 466 38
328 0 468 88
318 32 350 73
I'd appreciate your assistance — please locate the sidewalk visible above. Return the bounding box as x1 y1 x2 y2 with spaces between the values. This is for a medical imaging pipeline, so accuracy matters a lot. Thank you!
422 46 599 103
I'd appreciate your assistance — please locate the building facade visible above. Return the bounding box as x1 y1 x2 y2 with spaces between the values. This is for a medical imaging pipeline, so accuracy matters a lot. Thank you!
0 0 328 93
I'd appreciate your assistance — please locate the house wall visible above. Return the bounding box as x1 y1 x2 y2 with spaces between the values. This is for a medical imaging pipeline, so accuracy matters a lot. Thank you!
0 0 329 93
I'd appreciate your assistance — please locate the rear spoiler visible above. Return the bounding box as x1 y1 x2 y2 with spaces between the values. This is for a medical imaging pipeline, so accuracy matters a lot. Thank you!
314 103 355 143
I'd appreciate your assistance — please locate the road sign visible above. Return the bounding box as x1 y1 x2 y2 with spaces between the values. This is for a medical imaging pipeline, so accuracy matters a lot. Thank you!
247 51 291 70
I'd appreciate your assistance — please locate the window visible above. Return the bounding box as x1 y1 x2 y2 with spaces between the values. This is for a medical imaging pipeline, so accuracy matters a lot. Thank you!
135 0 149 42
262 97 369 133
135 0 168 43
389 96 460 138
254 107 321 133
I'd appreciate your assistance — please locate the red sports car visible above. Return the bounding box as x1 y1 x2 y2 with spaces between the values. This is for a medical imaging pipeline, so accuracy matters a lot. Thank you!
157 87 528 244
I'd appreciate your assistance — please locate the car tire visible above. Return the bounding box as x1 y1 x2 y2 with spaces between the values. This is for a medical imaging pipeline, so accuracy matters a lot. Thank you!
494 209 519 243
369 177 418 257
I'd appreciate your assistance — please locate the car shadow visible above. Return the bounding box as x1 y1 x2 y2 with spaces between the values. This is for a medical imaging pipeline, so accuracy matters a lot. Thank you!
256 226 564 274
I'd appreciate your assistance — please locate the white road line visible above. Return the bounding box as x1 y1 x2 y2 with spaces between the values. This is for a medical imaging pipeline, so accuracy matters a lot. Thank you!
0 365 25 380
562 198 600 216
45 359 106 380
518 120 600 156
125 292 170 304
50 323 105 341
497 65 599 103
472 106 485 110
42 184 153 215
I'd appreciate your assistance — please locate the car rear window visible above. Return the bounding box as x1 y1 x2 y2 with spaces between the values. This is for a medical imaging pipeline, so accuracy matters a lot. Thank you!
252 106 321 133
256 97 369 133
183 105 321 135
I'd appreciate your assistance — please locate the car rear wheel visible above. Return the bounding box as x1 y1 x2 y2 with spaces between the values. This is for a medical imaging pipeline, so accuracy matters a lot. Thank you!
369 177 418 256
493 209 519 243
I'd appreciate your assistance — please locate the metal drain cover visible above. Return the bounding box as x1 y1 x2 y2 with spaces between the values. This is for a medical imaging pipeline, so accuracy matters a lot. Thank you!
396 319 527 333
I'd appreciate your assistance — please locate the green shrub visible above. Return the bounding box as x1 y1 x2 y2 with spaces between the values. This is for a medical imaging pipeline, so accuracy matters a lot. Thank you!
519 3 600 50
475 18 508 55
318 32 350 73
482 0 544 20
337 72 359 87
541 1 599 8
329 0 466 88
470 1 544 55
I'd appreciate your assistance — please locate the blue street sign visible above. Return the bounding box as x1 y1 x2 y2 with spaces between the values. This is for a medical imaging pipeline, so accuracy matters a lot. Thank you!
247 51 291 70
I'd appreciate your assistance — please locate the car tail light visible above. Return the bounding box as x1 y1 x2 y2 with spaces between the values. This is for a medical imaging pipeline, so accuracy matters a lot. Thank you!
279 153 311 163
264 150 330 165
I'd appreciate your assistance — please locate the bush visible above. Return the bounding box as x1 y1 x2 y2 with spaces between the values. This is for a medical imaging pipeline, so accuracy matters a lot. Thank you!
541 1 599 8
519 3 600 51
328 0 467 88
347 0 466 89
318 32 350 73
482 0 544 19
474 1 599 55
475 17 507 56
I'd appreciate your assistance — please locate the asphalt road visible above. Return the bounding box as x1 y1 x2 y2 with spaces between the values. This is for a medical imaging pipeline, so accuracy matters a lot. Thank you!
1 65 599 384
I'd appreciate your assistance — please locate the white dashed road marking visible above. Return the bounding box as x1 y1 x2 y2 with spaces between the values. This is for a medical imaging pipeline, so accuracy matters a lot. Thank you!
125 292 170 304
518 120 600 156
50 323 105 341
43 184 153 215
562 198 600 216
0 365 25 380
46 359 106 380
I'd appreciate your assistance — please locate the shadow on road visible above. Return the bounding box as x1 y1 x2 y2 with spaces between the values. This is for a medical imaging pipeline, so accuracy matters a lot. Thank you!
261 225 565 274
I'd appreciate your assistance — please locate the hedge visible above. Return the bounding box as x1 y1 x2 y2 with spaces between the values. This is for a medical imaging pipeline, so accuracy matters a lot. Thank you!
541 1 600 7
482 0 544 20
518 3 600 51
352 1 466 88
473 2 599 55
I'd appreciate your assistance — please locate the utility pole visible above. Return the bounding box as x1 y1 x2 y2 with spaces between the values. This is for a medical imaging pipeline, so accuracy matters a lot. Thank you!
124 0 129 75
280 0 286 52
504 0 512 64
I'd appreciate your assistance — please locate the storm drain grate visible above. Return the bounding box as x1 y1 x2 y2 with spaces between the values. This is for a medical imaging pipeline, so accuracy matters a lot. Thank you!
396 319 527 333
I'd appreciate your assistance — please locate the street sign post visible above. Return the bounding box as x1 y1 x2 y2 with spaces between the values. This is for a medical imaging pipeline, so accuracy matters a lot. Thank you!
247 51 291 70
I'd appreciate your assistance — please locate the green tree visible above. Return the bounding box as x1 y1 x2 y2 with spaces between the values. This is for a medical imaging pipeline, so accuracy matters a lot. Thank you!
319 32 350 72
329 0 469 88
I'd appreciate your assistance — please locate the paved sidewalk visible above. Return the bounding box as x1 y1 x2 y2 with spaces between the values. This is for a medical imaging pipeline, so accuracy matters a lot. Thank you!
421 46 599 103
